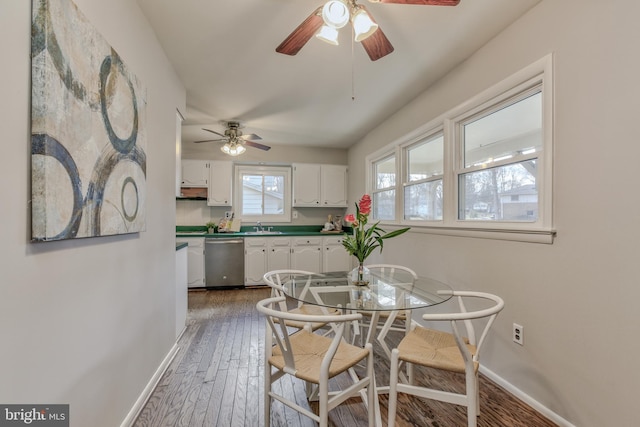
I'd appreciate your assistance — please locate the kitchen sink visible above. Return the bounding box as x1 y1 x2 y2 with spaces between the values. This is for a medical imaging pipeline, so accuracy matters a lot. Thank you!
243 231 283 235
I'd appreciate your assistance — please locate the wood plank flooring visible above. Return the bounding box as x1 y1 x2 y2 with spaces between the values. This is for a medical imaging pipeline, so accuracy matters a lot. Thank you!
134 288 558 427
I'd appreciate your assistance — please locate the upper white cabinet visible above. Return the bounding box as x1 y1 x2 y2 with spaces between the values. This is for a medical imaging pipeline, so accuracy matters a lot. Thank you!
207 161 233 206
293 163 348 207
181 159 209 187
292 163 321 206
320 164 348 207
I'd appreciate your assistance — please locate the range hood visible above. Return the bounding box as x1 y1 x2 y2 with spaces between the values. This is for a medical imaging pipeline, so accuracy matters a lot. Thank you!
178 187 207 199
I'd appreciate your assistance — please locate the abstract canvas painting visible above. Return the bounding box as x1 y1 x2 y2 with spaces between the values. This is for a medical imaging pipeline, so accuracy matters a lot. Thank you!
31 0 147 242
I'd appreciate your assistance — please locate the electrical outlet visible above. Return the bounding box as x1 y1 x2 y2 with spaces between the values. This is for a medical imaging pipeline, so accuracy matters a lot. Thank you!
292 210 298 219
513 323 524 345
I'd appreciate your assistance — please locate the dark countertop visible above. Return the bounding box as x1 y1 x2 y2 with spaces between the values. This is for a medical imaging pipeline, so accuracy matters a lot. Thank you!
176 225 349 239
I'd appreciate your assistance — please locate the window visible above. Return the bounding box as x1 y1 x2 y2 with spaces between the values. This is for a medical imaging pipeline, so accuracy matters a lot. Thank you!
457 89 542 223
366 55 553 243
371 154 396 221
403 133 444 221
235 165 291 222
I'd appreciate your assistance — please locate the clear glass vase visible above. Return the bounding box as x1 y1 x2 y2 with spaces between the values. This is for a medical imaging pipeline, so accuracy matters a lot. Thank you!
349 262 370 286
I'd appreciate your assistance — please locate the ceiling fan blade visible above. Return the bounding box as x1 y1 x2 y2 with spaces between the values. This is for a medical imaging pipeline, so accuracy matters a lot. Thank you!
194 138 225 144
244 140 271 151
368 0 460 5
202 128 226 138
276 6 324 56
240 133 262 141
361 26 394 61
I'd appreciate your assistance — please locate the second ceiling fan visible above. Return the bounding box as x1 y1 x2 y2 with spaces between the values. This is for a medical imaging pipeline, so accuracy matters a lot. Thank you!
195 121 271 156
276 0 460 61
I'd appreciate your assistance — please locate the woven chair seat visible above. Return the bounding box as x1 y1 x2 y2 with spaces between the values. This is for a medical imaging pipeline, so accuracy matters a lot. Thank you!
275 304 340 330
269 330 369 383
358 310 407 320
397 326 478 374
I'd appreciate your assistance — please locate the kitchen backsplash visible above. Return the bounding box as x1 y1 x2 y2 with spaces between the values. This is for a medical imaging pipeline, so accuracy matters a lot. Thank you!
176 199 345 226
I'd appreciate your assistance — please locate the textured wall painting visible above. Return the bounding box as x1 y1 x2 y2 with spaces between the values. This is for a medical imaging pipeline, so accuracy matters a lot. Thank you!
31 0 147 242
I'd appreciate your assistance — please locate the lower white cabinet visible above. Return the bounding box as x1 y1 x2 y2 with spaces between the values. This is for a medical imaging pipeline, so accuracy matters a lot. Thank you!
182 238 205 288
244 234 350 286
323 235 351 272
175 246 188 339
291 237 323 273
245 238 268 286
267 237 291 272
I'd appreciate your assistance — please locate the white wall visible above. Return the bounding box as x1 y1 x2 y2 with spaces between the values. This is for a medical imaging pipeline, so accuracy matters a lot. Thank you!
0 1 185 426
349 1 640 426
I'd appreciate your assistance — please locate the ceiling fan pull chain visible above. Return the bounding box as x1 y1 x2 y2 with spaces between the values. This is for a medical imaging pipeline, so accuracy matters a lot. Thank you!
351 25 356 101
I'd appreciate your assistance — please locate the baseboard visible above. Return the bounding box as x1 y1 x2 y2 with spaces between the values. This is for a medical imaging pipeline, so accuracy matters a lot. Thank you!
479 366 576 427
120 343 180 427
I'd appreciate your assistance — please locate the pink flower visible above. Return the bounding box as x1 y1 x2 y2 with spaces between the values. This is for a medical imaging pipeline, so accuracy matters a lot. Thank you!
358 194 372 215
344 213 356 223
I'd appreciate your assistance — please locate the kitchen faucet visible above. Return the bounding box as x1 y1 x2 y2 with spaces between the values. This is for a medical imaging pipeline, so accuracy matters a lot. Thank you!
255 221 264 232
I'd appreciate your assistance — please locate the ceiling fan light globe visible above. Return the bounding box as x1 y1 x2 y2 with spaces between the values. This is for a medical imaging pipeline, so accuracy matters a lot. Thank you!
316 25 340 45
352 9 378 42
221 143 246 156
322 0 349 29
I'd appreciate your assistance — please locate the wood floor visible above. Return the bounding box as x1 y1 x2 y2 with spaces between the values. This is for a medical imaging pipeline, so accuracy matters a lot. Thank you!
134 288 558 427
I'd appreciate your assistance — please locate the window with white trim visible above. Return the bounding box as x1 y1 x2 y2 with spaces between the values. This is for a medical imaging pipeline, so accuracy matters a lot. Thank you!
457 87 542 223
371 154 397 221
403 132 444 221
366 55 554 242
235 165 291 222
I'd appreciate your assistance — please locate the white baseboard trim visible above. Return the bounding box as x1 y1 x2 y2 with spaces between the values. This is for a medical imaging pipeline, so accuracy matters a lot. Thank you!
120 343 180 427
480 366 575 427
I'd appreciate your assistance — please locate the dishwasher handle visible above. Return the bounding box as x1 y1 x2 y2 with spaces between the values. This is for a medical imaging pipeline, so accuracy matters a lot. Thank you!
205 238 244 245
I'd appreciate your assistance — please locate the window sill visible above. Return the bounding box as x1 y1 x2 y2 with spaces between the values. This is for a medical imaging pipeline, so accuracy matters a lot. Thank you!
386 224 556 244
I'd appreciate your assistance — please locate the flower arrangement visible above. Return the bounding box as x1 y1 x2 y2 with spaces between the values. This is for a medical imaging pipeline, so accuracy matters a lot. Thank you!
342 194 410 283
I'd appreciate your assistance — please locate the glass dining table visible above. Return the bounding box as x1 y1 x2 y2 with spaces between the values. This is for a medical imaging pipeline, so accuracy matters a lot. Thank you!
281 268 453 426
282 269 452 353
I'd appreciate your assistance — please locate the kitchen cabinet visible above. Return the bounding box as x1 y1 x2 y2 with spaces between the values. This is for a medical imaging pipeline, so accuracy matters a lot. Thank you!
175 245 187 339
245 237 292 286
207 160 233 206
292 164 348 207
291 236 322 272
292 163 320 206
181 238 205 288
322 235 351 272
267 237 291 272
245 238 267 286
320 165 348 207
181 159 209 187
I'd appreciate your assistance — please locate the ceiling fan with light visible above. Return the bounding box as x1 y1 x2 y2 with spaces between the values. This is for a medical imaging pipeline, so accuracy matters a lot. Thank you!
276 0 460 61
194 121 271 156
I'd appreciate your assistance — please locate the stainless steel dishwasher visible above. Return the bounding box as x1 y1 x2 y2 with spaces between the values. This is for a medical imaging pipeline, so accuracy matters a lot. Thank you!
204 238 245 289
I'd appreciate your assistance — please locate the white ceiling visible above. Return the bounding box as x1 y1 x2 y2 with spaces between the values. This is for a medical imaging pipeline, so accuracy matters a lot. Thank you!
137 0 540 150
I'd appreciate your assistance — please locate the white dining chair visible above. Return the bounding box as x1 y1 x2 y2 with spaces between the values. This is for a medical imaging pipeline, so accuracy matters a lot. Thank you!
257 296 375 427
387 290 505 427
263 269 341 331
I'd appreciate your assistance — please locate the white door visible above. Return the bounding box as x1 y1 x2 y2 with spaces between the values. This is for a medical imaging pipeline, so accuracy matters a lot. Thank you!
291 245 322 272
181 160 209 187
184 238 205 287
323 244 351 272
292 163 321 206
